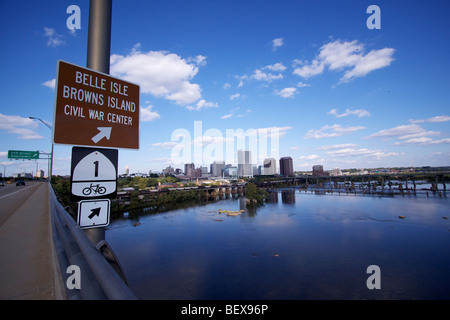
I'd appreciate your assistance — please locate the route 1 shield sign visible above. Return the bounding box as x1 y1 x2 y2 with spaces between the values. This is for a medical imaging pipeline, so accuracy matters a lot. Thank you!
70 146 118 201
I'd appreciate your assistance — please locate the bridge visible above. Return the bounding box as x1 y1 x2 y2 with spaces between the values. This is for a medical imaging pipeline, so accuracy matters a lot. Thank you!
252 172 448 193
115 183 247 206
0 181 136 300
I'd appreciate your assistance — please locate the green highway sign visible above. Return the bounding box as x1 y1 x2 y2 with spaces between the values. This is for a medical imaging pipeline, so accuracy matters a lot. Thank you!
8 150 39 160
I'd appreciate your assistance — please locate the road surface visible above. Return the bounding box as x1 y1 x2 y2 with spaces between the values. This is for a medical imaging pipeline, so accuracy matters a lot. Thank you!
0 181 64 299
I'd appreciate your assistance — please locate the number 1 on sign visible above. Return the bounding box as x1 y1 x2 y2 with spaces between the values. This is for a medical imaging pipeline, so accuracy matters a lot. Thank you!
94 161 99 177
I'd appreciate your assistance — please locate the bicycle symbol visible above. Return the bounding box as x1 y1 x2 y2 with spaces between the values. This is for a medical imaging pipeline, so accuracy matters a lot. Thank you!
82 183 107 196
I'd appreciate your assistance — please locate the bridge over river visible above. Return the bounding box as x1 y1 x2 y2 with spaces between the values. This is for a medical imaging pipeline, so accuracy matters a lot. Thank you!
115 172 448 205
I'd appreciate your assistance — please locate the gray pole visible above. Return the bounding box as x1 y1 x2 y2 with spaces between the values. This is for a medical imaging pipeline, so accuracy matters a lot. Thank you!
87 0 112 74
85 0 112 246
28 117 53 181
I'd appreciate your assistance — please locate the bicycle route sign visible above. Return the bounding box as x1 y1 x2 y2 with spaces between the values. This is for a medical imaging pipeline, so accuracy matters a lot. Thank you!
70 146 118 202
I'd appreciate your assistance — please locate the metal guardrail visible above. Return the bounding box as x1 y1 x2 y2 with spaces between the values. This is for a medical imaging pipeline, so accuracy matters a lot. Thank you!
48 183 137 300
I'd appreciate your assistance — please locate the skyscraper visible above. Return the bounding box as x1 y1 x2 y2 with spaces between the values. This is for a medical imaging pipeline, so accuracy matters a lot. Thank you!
238 150 253 177
279 157 293 176
263 158 277 175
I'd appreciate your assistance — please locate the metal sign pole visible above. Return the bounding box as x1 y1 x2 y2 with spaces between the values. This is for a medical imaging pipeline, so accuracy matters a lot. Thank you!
87 0 112 74
84 0 113 245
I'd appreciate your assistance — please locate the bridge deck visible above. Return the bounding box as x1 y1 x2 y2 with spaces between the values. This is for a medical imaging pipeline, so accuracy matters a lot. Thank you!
0 182 64 300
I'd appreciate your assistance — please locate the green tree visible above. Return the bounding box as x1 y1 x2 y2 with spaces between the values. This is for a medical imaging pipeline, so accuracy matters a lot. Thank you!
146 177 158 188
245 182 268 206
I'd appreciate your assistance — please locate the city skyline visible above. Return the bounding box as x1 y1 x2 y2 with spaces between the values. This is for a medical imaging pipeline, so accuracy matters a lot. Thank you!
1 1 449 177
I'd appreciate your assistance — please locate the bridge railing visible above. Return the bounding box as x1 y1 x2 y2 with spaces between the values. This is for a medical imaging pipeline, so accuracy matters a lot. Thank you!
48 183 137 300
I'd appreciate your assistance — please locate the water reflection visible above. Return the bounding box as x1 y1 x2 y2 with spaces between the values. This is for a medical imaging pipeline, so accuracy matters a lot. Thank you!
281 190 295 204
107 190 450 300
268 191 278 203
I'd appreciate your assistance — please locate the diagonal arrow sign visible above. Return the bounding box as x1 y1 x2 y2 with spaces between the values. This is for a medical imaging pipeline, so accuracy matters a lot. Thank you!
88 207 101 219
91 127 112 144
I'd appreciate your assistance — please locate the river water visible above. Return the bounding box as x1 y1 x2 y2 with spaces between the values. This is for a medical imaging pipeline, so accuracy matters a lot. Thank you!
106 190 450 300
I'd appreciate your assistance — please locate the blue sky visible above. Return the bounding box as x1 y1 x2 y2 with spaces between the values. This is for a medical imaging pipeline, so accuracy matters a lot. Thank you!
1 0 449 176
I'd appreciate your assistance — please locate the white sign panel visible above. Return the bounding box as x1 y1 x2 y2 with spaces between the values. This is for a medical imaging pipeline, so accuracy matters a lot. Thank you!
70 147 118 201
77 199 110 229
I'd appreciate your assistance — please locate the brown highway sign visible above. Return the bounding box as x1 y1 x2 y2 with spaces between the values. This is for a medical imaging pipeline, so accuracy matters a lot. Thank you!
53 60 140 149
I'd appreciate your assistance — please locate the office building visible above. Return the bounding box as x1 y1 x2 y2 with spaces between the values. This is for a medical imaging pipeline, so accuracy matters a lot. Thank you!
36 169 45 178
223 166 237 179
210 161 225 177
162 166 175 175
184 163 195 175
279 157 293 176
188 167 202 178
263 158 277 175
332 168 342 176
238 150 253 177
312 165 324 176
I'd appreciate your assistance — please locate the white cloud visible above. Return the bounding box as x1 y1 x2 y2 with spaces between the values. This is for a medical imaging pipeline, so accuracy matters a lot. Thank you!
410 115 450 123
369 124 437 139
292 58 324 78
428 138 450 144
325 147 402 159
235 75 248 88
140 105 160 122
229 93 240 100
297 82 310 88
147 157 173 163
298 154 319 160
274 87 297 98
189 55 207 66
186 99 218 111
272 37 284 51
232 126 292 139
293 39 394 83
251 69 283 82
240 63 287 85
341 48 395 82
258 126 292 137
370 123 450 146
328 108 371 118
43 79 56 89
43 27 64 47
304 124 366 139
151 141 179 149
192 135 234 147
0 114 43 139
220 107 251 119
317 143 358 150
110 47 204 106
263 63 287 72
395 137 450 146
